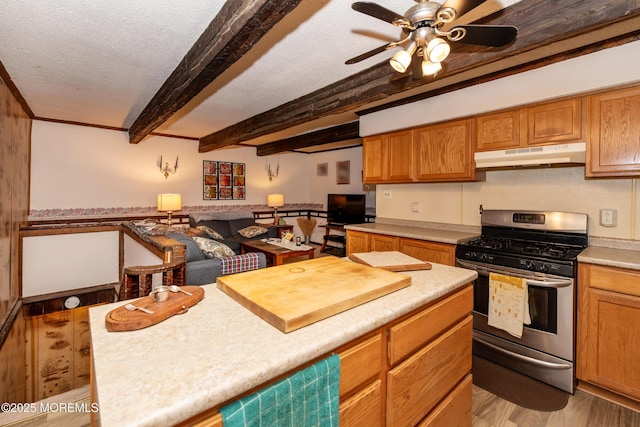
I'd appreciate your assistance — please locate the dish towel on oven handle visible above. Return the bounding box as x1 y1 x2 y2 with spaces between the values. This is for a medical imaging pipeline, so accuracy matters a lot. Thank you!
488 272 531 338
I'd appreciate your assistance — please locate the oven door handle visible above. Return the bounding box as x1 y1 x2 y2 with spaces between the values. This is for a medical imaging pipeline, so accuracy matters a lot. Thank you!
474 335 572 370
456 259 573 289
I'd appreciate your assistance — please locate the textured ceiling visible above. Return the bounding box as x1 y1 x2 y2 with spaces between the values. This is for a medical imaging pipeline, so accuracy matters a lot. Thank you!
1 0 520 149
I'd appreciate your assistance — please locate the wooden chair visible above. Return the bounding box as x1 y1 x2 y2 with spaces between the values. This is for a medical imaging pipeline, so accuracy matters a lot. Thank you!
120 260 186 300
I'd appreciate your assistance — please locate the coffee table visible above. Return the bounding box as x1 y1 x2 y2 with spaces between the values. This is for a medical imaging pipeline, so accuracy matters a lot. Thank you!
240 239 315 266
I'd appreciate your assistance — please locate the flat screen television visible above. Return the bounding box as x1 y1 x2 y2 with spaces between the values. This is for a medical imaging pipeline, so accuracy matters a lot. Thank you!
327 194 366 225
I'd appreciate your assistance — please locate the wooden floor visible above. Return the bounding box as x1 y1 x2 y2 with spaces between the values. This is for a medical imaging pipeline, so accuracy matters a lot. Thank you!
473 384 640 426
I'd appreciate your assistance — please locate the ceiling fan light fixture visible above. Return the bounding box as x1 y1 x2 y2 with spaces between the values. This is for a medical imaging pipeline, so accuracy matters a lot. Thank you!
426 37 450 63
389 41 417 73
421 59 442 76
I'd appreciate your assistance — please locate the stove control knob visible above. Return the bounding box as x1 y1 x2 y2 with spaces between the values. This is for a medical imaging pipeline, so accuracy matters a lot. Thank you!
524 261 535 270
538 264 548 273
478 253 488 262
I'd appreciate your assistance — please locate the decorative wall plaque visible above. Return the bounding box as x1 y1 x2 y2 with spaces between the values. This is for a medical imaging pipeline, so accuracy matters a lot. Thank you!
203 161 246 200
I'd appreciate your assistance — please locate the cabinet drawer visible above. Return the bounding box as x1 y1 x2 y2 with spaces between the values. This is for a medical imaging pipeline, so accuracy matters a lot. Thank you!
387 316 472 427
339 380 382 427
370 234 398 252
388 286 472 365
418 374 472 427
586 264 640 297
339 334 382 398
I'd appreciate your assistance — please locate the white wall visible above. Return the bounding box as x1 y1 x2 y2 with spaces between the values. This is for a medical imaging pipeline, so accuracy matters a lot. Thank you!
365 41 640 241
30 121 314 211
22 232 119 297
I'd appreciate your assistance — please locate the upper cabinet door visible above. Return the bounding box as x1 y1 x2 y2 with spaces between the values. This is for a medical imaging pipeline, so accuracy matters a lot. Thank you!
414 119 477 181
475 109 522 152
362 135 386 183
587 86 640 177
362 130 414 183
387 130 414 182
526 98 583 145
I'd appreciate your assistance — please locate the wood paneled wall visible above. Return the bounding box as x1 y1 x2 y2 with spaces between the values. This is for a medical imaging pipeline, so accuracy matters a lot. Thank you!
0 72 32 402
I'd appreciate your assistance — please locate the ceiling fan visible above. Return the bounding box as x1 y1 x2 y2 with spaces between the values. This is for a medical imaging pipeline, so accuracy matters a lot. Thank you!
346 0 518 77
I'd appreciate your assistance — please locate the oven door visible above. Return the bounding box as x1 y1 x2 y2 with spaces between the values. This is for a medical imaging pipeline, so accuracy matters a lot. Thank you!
456 258 574 362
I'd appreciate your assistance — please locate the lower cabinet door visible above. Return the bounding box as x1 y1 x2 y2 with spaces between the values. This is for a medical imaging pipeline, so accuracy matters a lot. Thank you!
418 374 473 427
340 380 383 427
387 316 472 427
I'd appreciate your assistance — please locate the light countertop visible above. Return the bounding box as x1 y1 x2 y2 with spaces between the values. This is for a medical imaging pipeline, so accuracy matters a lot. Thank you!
578 245 640 271
89 260 477 427
344 222 479 244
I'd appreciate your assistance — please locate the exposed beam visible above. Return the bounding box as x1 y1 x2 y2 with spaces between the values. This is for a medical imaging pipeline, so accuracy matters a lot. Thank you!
128 0 304 145
256 122 360 156
199 0 640 152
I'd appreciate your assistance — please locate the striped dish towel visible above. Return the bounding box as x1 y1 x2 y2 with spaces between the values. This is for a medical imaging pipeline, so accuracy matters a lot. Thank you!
220 354 340 427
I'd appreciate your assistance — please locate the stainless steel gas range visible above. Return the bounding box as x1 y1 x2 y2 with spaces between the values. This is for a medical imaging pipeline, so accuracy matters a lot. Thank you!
455 210 588 393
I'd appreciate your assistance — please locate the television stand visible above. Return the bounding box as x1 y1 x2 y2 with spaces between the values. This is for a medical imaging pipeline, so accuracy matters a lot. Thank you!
320 223 346 256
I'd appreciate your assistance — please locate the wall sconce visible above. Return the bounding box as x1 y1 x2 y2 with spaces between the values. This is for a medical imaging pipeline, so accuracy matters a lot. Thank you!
158 155 179 179
157 193 182 225
265 159 279 182
267 193 284 225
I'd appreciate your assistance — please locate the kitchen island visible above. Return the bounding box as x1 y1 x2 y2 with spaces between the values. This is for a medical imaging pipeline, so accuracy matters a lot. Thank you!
89 260 477 426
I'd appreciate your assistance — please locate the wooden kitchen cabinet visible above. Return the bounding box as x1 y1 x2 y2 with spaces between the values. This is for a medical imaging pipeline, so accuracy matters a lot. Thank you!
346 230 456 266
414 118 479 181
398 238 456 266
362 130 413 183
346 230 370 254
370 233 398 252
525 98 583 145
475 99 583 152
577 263 640 402
586 86 640 177
475 108 523 151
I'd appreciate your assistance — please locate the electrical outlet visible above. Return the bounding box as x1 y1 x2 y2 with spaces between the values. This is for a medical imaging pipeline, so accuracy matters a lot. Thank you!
599 209 617 227
383 190 392 199
411 202 421 213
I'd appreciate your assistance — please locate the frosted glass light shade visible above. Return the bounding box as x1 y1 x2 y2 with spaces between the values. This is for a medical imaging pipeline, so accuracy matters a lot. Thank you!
422 60 442 76
427 38 450 63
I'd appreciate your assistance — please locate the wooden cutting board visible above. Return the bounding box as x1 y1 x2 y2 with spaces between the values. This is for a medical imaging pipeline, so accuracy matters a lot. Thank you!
349 251 432 272
105 286 204 332
217 257 411 333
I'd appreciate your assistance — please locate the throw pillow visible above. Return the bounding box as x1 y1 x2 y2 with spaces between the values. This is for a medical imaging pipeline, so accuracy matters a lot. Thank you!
237 225 269 238
192 236 236 259
196 225 224 240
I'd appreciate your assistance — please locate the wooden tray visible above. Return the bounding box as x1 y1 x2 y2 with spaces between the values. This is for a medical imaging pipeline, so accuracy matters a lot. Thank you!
217 257 411 333
349 251 432 272
105 286 204 332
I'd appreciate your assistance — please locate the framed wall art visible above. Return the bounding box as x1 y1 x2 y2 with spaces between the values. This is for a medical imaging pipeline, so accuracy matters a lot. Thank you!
336 160 350 185
203 160 246 200
317 162 328 176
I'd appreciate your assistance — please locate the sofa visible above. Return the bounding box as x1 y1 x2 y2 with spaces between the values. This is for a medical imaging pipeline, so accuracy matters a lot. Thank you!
166 232 267 285
188 211 278 254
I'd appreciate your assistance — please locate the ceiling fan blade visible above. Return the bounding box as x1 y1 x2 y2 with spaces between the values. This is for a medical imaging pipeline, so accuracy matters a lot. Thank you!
352 2 412 28
345 42 396 64
438 0 487 20
452 25 517 47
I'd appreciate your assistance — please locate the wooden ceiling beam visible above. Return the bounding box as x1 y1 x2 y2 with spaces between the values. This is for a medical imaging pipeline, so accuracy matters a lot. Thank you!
127 0 304 145
199 0 640 152
256 122 360 156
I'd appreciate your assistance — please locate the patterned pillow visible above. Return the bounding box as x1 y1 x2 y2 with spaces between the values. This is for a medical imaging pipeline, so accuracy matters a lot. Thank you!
192 237 236 259
238 225 269 238
196 225 224 240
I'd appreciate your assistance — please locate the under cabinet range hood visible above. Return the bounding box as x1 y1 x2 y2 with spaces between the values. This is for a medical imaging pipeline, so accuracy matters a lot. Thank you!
474 142 586 169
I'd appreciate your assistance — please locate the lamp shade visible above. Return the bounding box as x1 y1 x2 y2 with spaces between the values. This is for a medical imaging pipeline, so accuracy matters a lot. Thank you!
157 193 182 212
267 193 284 208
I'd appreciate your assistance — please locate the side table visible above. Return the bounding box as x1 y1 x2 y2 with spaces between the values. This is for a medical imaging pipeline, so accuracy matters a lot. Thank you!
121 260 186 300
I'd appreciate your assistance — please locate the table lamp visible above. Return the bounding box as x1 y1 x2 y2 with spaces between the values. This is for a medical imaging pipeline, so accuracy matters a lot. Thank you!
267 193 284 225
157 193 182 225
